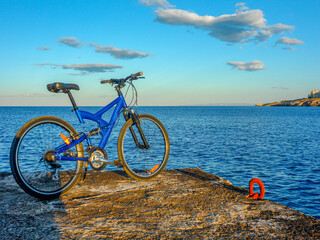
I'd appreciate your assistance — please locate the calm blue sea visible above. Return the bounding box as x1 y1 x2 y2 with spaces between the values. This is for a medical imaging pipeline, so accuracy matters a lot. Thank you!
1 106 319 219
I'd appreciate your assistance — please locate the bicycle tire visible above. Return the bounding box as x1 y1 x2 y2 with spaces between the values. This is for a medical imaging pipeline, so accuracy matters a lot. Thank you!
10 116 84 199
117 114 170 180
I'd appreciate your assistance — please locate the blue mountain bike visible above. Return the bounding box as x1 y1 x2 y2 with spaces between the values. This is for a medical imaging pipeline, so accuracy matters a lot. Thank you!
10 72 170 199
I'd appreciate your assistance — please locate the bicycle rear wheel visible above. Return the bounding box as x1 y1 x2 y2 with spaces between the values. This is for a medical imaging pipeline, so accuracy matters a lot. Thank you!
118 114 170 180
10 116 84 199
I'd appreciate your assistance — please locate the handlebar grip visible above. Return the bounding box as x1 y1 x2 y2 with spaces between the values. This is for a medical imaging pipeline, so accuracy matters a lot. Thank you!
101 80 111 84
131 72 143 79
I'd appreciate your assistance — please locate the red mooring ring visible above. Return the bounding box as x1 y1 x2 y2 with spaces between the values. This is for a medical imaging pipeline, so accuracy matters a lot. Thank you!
248 178 265 200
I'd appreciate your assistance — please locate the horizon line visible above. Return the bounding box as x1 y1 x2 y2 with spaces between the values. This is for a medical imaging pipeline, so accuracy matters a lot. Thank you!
0 104 255 107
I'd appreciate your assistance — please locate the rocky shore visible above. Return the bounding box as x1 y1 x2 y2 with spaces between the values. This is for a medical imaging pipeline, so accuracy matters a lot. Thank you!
1 168 319 239
256 98 320 107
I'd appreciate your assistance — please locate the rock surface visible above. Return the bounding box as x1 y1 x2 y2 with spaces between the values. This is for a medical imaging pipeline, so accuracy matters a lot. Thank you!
1 168 319 239
256 98 320 107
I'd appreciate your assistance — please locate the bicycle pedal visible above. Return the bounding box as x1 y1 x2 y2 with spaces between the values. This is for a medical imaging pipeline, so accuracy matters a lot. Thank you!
113 159 123 168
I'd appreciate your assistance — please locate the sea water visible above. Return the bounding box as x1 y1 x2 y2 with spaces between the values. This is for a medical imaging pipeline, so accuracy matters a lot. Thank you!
0 106 319 219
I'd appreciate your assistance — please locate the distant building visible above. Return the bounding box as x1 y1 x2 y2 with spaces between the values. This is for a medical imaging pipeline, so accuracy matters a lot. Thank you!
308 90 320 98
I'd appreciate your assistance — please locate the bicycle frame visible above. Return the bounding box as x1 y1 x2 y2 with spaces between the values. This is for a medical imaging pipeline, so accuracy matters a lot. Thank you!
54 94 128 162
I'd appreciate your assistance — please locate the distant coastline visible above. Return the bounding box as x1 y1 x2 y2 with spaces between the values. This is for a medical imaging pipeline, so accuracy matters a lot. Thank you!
256 98 320 107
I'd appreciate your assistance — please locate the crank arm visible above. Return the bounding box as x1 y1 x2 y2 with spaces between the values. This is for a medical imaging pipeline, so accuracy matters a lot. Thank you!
99 158 113 164
99 158 123 168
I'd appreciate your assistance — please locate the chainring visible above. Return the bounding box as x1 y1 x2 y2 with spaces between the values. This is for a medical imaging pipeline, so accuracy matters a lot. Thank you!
88 147 108 171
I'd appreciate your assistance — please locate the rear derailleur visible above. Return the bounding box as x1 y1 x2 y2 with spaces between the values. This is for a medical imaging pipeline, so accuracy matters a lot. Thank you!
43 150 61 180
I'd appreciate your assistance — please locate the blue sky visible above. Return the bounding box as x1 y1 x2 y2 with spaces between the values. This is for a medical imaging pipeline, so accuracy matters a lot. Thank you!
0 0 318 106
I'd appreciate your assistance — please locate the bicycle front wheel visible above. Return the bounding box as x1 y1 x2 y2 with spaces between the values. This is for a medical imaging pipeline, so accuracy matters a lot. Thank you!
118 114 170 180
10 116 84 199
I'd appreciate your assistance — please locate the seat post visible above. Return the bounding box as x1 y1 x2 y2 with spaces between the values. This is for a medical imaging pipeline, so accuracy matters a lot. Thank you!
66 91 78 110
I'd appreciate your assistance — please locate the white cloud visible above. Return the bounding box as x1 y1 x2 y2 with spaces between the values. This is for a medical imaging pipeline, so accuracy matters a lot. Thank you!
155 9 216 26
272 86 289 90
276 36 304 45
58 37 83 48
235 3 249 13
254 24 295 42
69 72 88 76
35 63 123 74
90 43 152 59
155 8 267 28
153 4 294 44
56 38 151 59
61 64 122 72
282 47 296 51
139 0 175 8
36 47 51 51
227 60 267 71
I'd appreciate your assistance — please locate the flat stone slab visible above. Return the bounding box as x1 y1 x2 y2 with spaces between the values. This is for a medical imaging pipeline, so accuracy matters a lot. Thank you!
0 168 319 239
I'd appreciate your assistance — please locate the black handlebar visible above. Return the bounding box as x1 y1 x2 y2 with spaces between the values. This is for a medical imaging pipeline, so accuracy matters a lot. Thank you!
101 72 144 85
100 79 117 84
127 71 143 80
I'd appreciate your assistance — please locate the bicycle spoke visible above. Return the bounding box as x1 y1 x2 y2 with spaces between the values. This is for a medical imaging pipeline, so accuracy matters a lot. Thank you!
11 117 83 198
120 114 169 179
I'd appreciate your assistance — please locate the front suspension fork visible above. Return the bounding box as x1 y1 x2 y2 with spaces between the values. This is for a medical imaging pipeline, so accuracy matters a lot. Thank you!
123 109 149 149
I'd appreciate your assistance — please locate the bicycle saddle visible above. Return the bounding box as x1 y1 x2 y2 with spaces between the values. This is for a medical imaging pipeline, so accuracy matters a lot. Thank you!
47 82 79 93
